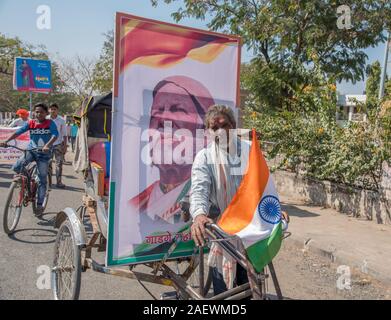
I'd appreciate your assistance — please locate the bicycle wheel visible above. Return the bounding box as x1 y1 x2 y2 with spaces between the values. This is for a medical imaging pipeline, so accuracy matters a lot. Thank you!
52 219 82 300
3 181 23 235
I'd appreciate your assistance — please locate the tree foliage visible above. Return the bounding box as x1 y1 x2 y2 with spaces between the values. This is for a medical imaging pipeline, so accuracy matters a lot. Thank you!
365 60 381 107
0 30 115 115
0 34 47 76
91 31 114 94
57 55 97 106
244 100 389 190
152 0 391 110
0 33 78 114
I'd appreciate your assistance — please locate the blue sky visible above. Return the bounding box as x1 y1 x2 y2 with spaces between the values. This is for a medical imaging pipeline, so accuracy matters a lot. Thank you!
0 0 388 94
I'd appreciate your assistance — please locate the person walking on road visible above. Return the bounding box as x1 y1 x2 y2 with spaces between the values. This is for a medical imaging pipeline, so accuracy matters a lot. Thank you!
69 120 78 153
9 109 30 127
48 103 67 189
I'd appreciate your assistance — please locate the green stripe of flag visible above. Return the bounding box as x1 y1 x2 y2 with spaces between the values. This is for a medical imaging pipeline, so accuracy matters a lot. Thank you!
246 222 283 273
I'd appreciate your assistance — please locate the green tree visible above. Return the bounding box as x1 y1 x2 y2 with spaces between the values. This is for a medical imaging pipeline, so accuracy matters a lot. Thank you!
0 33 47 112
365 61 381 107
0 33 47 76
57 55 97 107
0 33 78 114
91 31 114 94
38 62 79 114
152 0 391 111
384 77 391 100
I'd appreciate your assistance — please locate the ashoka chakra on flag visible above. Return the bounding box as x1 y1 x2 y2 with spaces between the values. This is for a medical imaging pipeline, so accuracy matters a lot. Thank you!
257 195 282 225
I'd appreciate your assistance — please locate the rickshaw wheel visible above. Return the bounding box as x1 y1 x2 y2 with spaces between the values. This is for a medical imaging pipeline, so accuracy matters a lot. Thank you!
52 219 82 300
173 258 213 299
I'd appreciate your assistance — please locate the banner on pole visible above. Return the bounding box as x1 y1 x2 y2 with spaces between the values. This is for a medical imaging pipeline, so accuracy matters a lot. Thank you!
107 13 241 266
13 57 52 93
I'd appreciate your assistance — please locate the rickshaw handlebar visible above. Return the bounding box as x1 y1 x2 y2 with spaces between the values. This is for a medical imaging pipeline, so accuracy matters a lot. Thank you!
205 223 231 238
206 219 289 235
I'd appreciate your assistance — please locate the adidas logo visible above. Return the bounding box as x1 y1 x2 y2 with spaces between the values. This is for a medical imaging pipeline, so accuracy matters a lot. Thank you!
30 128 51 135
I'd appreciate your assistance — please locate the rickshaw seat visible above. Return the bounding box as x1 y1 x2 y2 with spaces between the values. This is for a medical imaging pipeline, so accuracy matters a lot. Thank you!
89 141 111 196
89 141 111 177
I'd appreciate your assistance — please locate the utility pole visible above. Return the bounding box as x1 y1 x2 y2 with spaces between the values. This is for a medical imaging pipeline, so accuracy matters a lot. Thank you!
379 31 390 100
29 92 33 115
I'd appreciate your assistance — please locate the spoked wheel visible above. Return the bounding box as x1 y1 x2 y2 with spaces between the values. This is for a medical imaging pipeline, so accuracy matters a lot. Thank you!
3 181 23 235
79 206 87 224
52 219 82 300
173 256 213 299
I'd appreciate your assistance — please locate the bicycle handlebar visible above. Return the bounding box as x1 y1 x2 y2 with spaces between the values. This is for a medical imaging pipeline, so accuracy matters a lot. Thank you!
3 144 44 153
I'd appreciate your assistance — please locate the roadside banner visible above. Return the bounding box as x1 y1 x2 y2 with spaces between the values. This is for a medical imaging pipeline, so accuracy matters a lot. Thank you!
13 57 52 93
0 127 29 164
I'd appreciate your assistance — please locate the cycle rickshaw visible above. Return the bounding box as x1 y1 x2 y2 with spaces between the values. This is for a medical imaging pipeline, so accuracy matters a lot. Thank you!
51 92 288 300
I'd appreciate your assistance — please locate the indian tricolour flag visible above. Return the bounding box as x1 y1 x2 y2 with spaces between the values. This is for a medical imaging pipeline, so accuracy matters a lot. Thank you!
218 130 284 273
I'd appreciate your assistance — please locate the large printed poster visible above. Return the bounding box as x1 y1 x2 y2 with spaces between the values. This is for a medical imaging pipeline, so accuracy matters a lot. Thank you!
13 57 52 93
107 13 241 266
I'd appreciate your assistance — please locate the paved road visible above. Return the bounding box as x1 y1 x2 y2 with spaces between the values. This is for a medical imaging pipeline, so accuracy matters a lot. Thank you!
0 153 390 300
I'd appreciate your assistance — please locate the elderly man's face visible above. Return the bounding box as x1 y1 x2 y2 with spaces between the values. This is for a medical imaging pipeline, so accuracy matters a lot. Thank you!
209 115 232 131
208 114 233 144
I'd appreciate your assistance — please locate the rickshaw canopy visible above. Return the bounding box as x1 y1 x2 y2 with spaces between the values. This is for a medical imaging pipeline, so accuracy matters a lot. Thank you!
76 92 112 139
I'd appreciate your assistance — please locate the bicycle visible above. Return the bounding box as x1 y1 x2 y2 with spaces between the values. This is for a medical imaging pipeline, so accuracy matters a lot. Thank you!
2 145 51 235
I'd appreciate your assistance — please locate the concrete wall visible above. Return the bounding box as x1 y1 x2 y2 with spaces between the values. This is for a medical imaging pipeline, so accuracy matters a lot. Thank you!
272 169 391 225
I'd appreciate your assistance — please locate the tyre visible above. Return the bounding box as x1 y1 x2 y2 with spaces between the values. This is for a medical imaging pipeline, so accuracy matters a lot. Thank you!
52 219 82 300
174 256 212 299
3 181 23 235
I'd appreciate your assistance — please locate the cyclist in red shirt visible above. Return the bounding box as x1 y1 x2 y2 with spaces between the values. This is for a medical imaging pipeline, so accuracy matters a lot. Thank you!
0 103 58 216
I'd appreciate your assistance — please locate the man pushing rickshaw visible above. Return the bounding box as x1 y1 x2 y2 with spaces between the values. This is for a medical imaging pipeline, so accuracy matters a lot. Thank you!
50 12 289 301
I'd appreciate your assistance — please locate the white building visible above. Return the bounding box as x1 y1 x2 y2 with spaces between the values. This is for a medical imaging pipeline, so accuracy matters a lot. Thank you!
336 94 367 124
